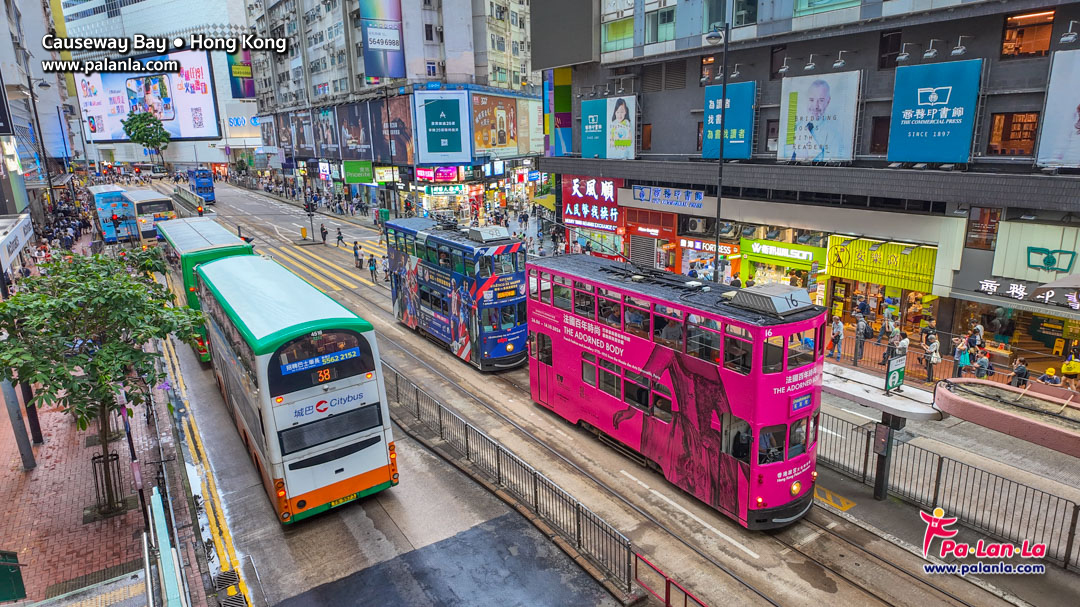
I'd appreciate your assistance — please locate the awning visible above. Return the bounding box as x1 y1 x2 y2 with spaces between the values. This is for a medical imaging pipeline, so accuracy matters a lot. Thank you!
949 290 1080 322
50 173 74 187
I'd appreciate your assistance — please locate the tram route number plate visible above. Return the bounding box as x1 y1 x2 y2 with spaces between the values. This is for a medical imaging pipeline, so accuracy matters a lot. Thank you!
331 492 359 508
885 355 906 391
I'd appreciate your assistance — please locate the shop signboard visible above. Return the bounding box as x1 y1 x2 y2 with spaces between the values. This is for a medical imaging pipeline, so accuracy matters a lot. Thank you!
0 215 31 272
887 59 983 163
416 167 436 181
678 238 740 257
826 235 937 292
702 81 756 159
373 166 396 182
528 171 541 181
357 0 405 78
471 93 518 155
741 238 826 268
1037 49 1080 168
414 90 472 164
343 160 373 184
976 278 1080 311
434 166 458 182
224 102 261 138
580 96 636 159
631 186 707 210
492 160 505 175
426 184 465 196
778 70 860 162
561 174 623 232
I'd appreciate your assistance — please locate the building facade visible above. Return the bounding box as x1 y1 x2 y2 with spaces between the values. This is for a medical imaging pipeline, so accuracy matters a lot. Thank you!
534 0 1080 361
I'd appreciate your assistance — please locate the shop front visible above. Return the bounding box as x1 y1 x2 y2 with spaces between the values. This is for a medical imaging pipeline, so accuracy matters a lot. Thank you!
0 214 35 298
675 237 740 281
740 238 827 292
561 174 623 259
620 208 678 270
826 236 939 333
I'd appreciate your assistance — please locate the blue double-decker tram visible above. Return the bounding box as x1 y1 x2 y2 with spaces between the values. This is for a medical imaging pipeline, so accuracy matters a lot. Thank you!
187 168 215 204
385 218 527 371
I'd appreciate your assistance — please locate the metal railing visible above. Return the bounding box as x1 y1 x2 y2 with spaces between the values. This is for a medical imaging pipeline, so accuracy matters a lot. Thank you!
816 411 1080 570
382 362 634 592
634 553 708 607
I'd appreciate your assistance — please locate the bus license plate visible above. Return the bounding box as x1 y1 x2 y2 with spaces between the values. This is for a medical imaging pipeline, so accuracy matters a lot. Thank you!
331 493 359 508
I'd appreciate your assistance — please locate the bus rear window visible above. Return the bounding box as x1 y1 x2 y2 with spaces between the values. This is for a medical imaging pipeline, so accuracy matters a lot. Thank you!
278 403 382 456
137 201 173 214
267 330 375 397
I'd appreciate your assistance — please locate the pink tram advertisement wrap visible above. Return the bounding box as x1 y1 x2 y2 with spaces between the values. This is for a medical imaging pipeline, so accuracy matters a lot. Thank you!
527 255 827 529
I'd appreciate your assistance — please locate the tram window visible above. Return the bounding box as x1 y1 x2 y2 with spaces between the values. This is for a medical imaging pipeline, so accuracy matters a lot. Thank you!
599 359 620 398
553 283 572 311
623 375 649 411
598 297 621 329
728 416 752 465
528 270 538 300
465 255 476 277
517 250 526 271
624 305 650 337
626 296 650 308
478 256 493 277
653 315 684 350
484 307 500 332
723 337 753 375
574 290 596 319
574 281 595 293
407 236 416 257
419 286 430 307
759 425 787 465
517 301 527 326
537 333 553 365
651 383 672 423
452 250 465 274
438 245 452 268
809 411 819 446
582 352 597 386
529 331 536 358
655 305 682 319
762 335 785 374
599 288 621 299
441 297 450 316
687 324 722 363
816 323 826 358
492 253 515 274
726 324 752 339
687 314 720 332
539 272 552 304
788 418 808 458
501 305 515 330
787 333 815 370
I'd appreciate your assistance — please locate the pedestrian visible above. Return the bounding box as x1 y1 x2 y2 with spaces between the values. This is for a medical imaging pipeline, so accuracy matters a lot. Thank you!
1036 367 1061 385
729 272 742 288
897 331 910 356
368 254 378 282
856 295 871 317
881 327 901 365
973 350 991 379
336 227 345 247
1062 355 1080 391
952 337 970 378
353 241 362 268
922 334 940 383
320 223 328 245
854 313 868 366
1007 357 1029 387
827 315 843 361
967 325 985 351
920 317 938 345
381 255 389 281
876 308 895 344
745 279 755 287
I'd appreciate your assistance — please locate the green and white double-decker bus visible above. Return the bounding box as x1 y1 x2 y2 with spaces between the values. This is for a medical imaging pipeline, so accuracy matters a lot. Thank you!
159 218 255 362
196 255 398 523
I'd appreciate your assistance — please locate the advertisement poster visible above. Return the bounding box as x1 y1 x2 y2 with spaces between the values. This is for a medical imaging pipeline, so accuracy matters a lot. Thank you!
778 70 860 162
76 50 220 142
291 110 315 158
887 59 982 163
227 50 255 98
702 81 756 159
386 95 414 165
368 98 388 164
561 174 623 232
258 114 275 147
517 99 544 156
414 90 472 164
277 112 293 154
472 93 518 155
358 0 405 79
580 97 635 160
314 107 339 158
1036 49 1080 168
338 102 373 161
343 160 374 184
224 102 260 138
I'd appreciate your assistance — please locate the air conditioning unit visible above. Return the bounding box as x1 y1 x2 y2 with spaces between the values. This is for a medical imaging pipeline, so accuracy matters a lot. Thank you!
687 218 707 234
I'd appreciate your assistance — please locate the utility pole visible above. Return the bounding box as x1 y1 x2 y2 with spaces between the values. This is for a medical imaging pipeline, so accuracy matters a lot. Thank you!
707 22 730 284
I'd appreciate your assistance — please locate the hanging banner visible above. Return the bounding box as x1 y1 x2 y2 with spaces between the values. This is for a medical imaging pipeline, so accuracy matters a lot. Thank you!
358 0 405 78
314 107 340 159
887 59 982 163
702 81 756 159
1036 49 1080 168
338 102 374 161
414 90 472 164
581 96 635 160
778 70 860 162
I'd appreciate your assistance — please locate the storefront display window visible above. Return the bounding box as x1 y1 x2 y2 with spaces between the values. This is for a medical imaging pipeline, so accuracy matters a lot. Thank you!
987 112 1038 156
965 207 1001 250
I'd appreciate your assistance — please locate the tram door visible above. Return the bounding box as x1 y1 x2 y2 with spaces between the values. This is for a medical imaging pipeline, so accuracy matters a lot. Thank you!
534 332 555 406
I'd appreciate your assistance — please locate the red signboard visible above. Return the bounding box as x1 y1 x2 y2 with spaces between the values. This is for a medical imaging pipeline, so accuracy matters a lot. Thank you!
561 174 624 233
416 167 435 181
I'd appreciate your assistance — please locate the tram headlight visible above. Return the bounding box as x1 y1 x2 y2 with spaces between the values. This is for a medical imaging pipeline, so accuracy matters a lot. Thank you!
506 343 514 353
791 481 802 496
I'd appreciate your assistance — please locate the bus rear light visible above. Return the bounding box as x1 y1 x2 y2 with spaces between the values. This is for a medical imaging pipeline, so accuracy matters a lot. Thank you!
275 396 284 403
365 372 373 379
189 287 196 292
392 473 399 481
277 489 286 497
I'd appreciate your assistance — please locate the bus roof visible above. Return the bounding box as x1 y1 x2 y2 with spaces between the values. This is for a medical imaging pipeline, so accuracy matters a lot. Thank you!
122 189 171 203
88 185 126 195
158 218 251 255
387 217 516 250
529 254 824 326
197 255 374 355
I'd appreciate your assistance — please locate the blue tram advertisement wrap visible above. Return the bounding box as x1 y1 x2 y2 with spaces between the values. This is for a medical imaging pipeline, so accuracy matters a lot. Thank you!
89 184 136 243
385 218 527 371
187 168 215 204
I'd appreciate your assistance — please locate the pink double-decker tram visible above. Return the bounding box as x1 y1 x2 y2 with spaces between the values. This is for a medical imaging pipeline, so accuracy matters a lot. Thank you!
527 255 827 529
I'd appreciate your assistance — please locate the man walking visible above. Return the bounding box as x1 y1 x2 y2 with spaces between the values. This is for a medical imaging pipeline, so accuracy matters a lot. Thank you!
353 241 362 268
381 255 389 281
368 254 378 282
335 227 345 247
320 223 328 245
854 313 868 367
827 315 843 361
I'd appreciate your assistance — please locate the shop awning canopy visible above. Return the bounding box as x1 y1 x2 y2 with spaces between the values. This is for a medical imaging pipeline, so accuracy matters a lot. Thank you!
950 290 1080 322
1032 275 1080 299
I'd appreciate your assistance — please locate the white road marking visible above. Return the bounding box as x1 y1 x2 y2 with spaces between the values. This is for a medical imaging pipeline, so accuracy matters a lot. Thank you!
793 530 821 549
821 427 842 438
619 469 650 490
552 428 573 441
649 491 761 560
826 521 838 529
841 408 879 422
273 224 294 239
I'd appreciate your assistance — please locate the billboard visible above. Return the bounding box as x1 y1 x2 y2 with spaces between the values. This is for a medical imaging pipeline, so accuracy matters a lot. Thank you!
338 102 373 161
1037 49 1080 168
358 0 405 79
258 114 276 147
343 160 373 184
517 99 544 156
314 107 339 158
76 50 220 142
472 93 518 155
887 60 982 163
414 90 471 164
227 51 255 98
386 95 414 165
778 70 860 162
561 174 623 232
224 102 260 138
292 110 315 157
277 112 294 155
581 96 635 159
702 81 756 159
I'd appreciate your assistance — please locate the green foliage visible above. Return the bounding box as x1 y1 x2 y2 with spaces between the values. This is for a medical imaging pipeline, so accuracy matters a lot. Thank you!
0 254 201 430
128 245 167 276
121 112 170 163
235 158 248 173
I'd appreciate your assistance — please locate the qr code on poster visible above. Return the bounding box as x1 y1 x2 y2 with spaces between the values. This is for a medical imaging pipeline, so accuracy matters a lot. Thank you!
191 107 203 129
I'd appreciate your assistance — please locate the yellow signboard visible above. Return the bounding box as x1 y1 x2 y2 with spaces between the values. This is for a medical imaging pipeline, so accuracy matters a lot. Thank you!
826 236 937 292
533 194 556 213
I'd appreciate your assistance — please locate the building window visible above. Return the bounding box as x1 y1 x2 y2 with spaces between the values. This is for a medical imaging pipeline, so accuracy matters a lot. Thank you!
965 208 1001 250
878 30 902 69
770 45 786 80
425 24 434 41
703 0 724 32
426 61 438 77
870 116 890 155
512 41 519 56
645 7 676 44
766 119 779 152
700 56 715 85
734 0 757 26
1001 10 1055 59
697 122 704 152
642 124 652 151
987 112 1039 156
602 18 633 53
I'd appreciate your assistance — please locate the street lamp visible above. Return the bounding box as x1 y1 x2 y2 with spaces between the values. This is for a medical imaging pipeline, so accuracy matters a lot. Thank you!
706 22 729 284
25 75 55 222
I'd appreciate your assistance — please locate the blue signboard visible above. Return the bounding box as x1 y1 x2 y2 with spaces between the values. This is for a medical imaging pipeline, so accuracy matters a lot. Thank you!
528 170 541 181
702 81 756 159
580 98 606 159
792 393 813 413
887 59 982 163
281 347 361 375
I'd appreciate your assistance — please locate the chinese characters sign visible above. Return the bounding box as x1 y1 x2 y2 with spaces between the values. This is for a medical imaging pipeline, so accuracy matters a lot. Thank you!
702 81 756 159
826 235 937 292
632 186 705 210
887 59 982 163
561 175 623 232
977 278 1080 310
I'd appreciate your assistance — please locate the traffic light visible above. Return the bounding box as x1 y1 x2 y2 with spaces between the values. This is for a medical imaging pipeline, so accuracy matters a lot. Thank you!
110 213 119 226
197 206 204 217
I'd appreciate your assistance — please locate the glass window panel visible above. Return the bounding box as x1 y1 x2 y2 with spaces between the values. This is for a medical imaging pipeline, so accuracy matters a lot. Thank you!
759 424 786 465
787 333 815 370
624 306 650 337
788 418 808 458
574 291 596 319
517 301 527 326
582 358 597 386
655 304 682 319
599 368 620 397
687 325 722 362
652 393 672 423
598 297 621 329
501 305 515 330
624 379 649 410
723 336 752 375
726 324 751 339
553 284 571 310
762 335 785 374
653 315 684 350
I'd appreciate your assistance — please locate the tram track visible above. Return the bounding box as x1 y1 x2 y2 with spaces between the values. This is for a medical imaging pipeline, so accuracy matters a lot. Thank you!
206 191 1016 607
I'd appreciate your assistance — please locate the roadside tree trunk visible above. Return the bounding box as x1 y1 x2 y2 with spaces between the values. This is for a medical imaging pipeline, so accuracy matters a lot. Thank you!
98 403 118 512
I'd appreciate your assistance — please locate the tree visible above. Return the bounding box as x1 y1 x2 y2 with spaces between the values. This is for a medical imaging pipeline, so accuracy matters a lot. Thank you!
121 112 170 167
234 158 248 174
0 251 200 512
